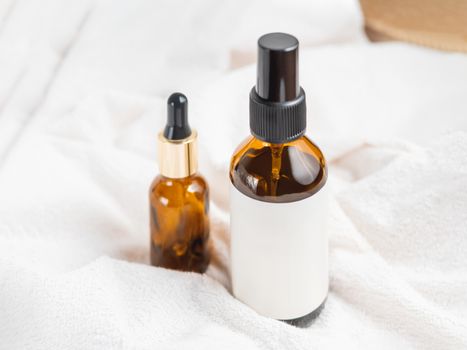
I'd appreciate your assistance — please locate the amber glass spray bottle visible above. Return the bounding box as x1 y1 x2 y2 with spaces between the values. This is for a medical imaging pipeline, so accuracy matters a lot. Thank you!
149 93 210 273
230 33 328 326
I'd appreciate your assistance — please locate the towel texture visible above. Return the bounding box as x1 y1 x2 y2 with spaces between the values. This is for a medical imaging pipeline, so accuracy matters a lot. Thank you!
0 0 467 349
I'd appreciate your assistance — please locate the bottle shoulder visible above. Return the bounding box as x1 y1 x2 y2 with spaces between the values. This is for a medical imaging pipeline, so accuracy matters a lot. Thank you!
150 173 208 204
230 135 327 203
151 173 207 189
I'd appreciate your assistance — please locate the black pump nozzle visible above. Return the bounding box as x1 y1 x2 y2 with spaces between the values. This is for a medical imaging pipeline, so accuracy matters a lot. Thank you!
164 93 191 140
257 33 299 102
250 32 306 143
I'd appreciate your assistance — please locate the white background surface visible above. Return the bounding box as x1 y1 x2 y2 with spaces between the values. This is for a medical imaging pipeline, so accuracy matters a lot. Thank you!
0 0 466 349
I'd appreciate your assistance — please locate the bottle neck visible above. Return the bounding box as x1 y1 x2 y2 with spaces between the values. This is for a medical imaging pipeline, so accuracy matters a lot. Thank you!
157 130 198 178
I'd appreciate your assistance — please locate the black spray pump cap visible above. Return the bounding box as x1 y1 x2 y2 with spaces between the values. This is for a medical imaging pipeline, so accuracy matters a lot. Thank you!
164 93 192 140
257 33 299 102
250 33 306 143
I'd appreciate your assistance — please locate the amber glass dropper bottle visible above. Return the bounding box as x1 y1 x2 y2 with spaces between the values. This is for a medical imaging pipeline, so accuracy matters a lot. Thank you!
149 93 210 273
230 33 328 326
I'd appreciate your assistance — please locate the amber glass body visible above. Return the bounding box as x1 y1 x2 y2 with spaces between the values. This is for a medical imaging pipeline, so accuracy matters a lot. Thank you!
230 135 327 203
149 173 210 273
230 134 327 325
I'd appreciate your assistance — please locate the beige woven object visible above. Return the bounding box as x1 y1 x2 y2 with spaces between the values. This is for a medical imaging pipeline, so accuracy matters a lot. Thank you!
360 0 467 52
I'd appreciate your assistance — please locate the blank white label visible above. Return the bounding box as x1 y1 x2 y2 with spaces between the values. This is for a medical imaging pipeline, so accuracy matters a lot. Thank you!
230 184 328 320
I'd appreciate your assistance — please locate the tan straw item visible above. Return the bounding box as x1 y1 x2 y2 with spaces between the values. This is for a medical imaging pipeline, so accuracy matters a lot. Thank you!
360 0 467 52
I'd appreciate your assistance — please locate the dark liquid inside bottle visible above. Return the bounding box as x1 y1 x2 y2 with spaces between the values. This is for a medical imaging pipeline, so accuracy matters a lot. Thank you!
149 174 210 273
230 136 326 203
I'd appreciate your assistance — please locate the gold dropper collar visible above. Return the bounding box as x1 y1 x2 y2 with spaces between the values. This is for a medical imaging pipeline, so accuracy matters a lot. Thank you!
158 130 198 178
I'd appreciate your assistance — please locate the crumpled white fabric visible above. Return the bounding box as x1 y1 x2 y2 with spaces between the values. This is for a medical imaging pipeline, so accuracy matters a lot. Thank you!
1 0 467 349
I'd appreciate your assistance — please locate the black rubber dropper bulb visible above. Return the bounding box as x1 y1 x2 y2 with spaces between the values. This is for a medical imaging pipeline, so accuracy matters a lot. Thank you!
164 93 192 140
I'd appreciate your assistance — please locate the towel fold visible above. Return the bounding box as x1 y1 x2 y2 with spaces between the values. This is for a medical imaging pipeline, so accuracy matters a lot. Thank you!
0 0 467 349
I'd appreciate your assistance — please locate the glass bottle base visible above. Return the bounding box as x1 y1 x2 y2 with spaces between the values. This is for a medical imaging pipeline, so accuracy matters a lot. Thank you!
280 297 326 328
150 241 210 274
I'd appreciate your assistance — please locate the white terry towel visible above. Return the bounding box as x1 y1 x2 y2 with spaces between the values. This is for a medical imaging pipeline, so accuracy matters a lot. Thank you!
0 46 466 349
1 130 466 349
1 0 467 349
